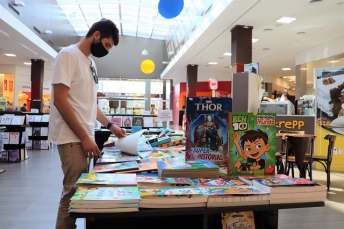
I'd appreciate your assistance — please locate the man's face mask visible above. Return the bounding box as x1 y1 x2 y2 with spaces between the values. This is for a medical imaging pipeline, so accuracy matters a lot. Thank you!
91 38 108 58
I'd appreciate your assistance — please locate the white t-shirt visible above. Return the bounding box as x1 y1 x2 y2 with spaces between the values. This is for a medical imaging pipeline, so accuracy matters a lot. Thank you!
48 44 98 145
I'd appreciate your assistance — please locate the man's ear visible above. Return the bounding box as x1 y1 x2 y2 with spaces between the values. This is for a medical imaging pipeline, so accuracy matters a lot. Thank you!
93 31 101 40
265 144 270 151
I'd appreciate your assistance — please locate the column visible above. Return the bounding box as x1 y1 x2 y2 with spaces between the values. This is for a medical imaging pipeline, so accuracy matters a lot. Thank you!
186 64 198 97
145 78 151 112
30 59 44 112
231 25 253 73
295 65 307 99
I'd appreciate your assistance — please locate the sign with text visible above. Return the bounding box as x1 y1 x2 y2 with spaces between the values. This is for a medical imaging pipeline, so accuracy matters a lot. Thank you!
208 78 218 90
158 109 173 121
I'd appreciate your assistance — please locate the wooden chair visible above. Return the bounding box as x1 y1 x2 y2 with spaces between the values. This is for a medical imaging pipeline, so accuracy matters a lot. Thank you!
284 135 316 180
312 134 337 191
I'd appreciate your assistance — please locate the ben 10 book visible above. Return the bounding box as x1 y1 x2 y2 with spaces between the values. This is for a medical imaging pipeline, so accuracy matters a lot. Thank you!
186 97 232 167
228 113 276 176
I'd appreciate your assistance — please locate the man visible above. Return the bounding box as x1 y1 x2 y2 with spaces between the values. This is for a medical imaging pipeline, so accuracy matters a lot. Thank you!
21 103 27 112
48 19 126 229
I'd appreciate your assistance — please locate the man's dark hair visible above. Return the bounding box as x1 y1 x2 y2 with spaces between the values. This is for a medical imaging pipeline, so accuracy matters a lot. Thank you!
23 103 27 106
240 129 268 149
282 93 289 98
86 19 119 46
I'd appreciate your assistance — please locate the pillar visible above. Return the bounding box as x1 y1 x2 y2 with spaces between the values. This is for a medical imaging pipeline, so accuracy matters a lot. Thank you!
231 25 253 73
30 59 44 112
186 64 198 97
145 78 151 112
295 65 307 99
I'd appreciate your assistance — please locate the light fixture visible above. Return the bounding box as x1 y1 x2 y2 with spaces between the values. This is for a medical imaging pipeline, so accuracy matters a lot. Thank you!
252 38 259 43
142 38 148 56
282 76 288 78
208 62 218 65
282 68 291 71
44 30 52 35
168 51 175 56
223 52 231 56
10 0 25 7
301 68 308 70
23 62 31 65
162 61 170 64
243 25 249 29
328 60 340 63
5 53 16 57
276 16 297 24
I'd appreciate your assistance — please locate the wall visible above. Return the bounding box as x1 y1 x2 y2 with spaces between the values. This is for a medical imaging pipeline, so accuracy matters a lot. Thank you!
2 74 14 104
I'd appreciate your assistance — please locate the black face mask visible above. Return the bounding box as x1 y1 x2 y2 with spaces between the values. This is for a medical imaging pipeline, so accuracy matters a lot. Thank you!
91 38 108 58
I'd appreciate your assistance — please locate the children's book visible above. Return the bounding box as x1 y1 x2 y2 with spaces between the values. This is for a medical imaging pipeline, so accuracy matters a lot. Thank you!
201 186 268 196
75 173 137 187
122 116 132 127
40 140 49 149
133 116 144 126
0 151 8 162
8 150 20 162
40 127 49 136
222 212 255 229
70 187 140 204
153 117 162 127
41 114 50 122
26 127 32 136
33 140 41 150
92 161 139 173
228 113 276 177
96 154 140 164
143 117 154 127
186 97 232 167
132 126 142 134
121 158 159 173
192 178 247 187
111 116 122 127
2 132 9 144
33 127 41 136
137 176 194 188
34 115 42 122
158 159 219 170
11 116 25 125
27 115 35 122
1 114 14 124
9 132 20 144
238 174 290 185
26 140 32 149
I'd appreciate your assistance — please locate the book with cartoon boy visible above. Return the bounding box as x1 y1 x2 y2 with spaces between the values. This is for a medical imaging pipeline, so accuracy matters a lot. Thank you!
228 113 276 177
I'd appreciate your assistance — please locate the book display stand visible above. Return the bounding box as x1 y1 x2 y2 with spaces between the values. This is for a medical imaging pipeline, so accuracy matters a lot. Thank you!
27 119 49 150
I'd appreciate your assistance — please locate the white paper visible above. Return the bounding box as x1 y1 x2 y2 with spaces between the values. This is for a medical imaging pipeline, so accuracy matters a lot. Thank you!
158 110 173 121
115 130 146 156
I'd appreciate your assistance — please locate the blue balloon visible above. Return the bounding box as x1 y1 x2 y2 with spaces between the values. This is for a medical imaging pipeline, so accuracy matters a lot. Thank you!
158 0 184 19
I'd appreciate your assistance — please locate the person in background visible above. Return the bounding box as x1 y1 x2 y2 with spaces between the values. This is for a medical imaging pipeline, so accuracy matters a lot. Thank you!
48 19 127 229
280 93 295 115
20 103 27 112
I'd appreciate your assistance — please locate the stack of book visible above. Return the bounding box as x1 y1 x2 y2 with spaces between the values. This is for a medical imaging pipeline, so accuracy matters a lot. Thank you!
139 187 207 208
75 173 137 187
92 161 139 173
191 177 247 187
252 177 327 204
238 174 290 185
137 176 195 188
69 186 140 213
157 160 219 178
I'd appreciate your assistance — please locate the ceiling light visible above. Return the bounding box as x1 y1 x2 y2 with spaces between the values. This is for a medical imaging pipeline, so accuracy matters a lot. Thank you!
141 49 149 55
44 30 53 34
23 62 31 65
162 61 169 64
301 68 308 70
208 62 218 65
283 76 288 78
223 52 231 56
276 16 297 24
252 38 259 43
5 53 16 57
282 68 291 71
328 60 340 63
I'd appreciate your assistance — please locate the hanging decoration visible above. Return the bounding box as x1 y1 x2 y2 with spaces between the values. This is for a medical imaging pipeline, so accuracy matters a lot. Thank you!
141 59 155 74
158 0 184 19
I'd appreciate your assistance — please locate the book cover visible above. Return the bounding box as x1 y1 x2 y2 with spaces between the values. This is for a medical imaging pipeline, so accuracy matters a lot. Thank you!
26 127 32 136
11 116 25 125
27 115 35 122
26 140 32 149
1 114 14 124
201 186 268 195
253 178 316 187
111 116 122 127
0 151 8 162
222 212 255 229
139 187 205 197
158 160 219 170
21 131 26 144
9 132 20 144
76 173 137 187
143 117 154 127
92 161 139 173
153 117 162 127
122 158 159 173
33 140 41 150
186 97 232 167
132 126 143 134
137 176 194 186
122 116 133 127
71 187 140 203
133 116 144 126
2 132 9 144
238 174 290 185
0 133 2 151
8 150 20 162
34 115 42 122
41 114 50 122
33 127 41 136
192 178 246 187
228 113 276 176
40 140 49 149
96 154 140 164
40 127 49 136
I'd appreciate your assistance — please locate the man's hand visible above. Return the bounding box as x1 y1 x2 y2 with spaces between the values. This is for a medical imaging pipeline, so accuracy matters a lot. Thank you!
110 125 127 138
232 132 240 144
234 160 241 169
81 136 102 159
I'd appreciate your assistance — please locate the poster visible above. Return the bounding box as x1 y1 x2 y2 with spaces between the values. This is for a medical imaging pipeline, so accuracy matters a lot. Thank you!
316 67 344 171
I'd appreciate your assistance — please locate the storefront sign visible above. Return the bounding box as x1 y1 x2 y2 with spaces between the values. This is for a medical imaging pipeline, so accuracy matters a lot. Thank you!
276 120 305 129
158 109 173 121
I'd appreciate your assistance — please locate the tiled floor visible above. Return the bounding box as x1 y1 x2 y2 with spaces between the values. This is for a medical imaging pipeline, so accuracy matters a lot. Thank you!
0 147 343 229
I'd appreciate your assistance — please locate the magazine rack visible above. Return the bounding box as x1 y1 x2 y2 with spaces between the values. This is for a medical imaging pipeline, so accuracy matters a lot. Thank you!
28 121 49 150
71 202 324 229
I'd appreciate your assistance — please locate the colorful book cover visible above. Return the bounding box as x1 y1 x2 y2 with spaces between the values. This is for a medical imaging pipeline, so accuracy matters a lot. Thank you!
42 114 50 122
21 132 26 144
8 150 20 162
132 126 143 134
26 140 32 149
153 117 162 127
11 116 25 125
228 113 276 176
143 117 154 127
40 140 49 149
0 151 8 162
254 178 316 187
111 116 122 127
133 116 144 126
9 132 20 144
76 173 137 186
137 176 194 185
34 115 42 122
201 186 268 195
71 187 140 202
122 116 132 127
2 132 9 144
33 140 41 149
238 174 290 183
158 159 219 170
139 187 204 197
122 158 159 173
96 154 140 163
192 178 246 187
33 127 41 136
186 97 232 167
147 151 172 159
27 115 35 122
92 161 139 173
40 127 49 136
25 127 32 136
222 212 255 229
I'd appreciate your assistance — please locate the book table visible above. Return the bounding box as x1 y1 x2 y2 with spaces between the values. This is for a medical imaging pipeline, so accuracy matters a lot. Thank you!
71 201 324 229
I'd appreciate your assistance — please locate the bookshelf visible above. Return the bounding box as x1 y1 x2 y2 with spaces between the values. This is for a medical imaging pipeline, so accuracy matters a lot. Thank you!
26 114 50 150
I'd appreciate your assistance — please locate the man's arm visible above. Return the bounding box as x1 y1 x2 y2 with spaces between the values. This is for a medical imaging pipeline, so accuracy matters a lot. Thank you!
53 83 101 158
96 106 126 138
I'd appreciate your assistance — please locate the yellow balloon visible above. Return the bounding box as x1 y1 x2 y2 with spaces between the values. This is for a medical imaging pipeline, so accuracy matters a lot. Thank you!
141 59 155 74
